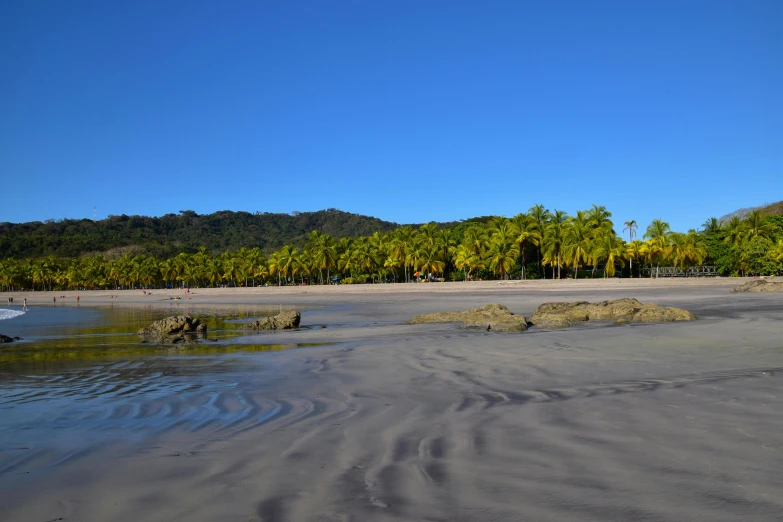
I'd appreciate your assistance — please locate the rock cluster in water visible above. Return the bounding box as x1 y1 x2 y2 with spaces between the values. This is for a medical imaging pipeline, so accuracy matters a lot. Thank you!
243 310 301 330
137 315 206 343
407 304 528 332
529 298 696 328
0 334 21 343
732 279 783 293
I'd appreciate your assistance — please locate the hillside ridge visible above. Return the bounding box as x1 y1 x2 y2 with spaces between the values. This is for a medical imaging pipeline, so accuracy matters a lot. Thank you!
0 209 409 259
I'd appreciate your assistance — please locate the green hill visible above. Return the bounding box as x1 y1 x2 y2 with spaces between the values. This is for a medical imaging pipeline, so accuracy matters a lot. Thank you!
0 209 403 259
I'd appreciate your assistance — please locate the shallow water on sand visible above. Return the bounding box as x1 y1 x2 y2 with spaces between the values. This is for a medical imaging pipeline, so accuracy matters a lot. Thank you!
0 304 325 475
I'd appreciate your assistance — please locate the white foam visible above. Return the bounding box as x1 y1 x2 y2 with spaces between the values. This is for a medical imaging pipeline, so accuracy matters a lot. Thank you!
0 308 25 321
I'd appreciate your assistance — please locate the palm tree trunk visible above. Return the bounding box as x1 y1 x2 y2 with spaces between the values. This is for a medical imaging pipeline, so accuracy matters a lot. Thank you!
521 250 526 280
538 248 542 279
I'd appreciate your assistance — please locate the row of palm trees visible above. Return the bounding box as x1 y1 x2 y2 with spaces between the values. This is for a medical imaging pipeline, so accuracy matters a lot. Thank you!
1 205 780 291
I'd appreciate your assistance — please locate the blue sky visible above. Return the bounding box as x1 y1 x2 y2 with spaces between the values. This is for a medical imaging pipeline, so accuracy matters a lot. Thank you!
1 1 780 233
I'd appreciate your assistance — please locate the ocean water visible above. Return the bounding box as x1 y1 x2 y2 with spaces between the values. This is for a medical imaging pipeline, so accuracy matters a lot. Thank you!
0 304 320 475
0 308 25 321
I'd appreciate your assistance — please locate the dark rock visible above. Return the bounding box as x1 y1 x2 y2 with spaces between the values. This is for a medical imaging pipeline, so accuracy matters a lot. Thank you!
0 334 20 343
137 315 206 343
529 299 696 328
243 310 301 330
407 304 528 332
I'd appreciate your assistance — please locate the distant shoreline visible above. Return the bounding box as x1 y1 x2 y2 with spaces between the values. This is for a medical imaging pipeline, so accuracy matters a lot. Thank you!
0 277 772 307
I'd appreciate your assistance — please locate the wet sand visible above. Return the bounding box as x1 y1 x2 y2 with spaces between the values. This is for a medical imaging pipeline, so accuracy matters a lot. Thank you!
1 280 782 521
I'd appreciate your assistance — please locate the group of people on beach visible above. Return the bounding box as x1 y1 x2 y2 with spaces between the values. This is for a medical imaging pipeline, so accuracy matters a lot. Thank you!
7 297 27 310
6 295 79 310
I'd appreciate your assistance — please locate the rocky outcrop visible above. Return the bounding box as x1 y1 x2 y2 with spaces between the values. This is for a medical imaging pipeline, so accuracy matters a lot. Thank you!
137 315 206 343
243 310 301 330
529 298 696 328
732 279 783 293
407 304 528 332
0 334 21 343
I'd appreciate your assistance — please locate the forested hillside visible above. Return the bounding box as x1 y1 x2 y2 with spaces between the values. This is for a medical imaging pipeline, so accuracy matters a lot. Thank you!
0 209 402 259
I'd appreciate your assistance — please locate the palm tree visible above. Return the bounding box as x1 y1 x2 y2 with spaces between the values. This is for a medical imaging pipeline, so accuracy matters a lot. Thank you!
276 246 299 285
723 216 745 247
511 213 540 280
205 258 223 286
587 204 613 233
593 232 626 277
564 215 591 278
383 256 402 282
222 255 244 286
544 210 568 279
386 237 408 283
418 223 439 246
160 258 178 289
625 240 644 278
353 239 381 282
267 249 284 286
701 217 721 233
644 219 672 278
623 220 637 242
31 259 51 291
639 241 659 278
436 228 456 279
486 235 519 280
453 244 472 281
243 248 266 287
418 243 445 278
669 233 690 270
528 204 550 277
686 230 707 266
743 210 778 240
306 231 338 284
463 225 488 258
393 226 416 282
773 240 783 263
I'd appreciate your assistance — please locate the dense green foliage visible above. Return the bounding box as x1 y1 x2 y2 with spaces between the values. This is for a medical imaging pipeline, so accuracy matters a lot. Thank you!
1 206 781 291
702 212 783 276
0 209 400 259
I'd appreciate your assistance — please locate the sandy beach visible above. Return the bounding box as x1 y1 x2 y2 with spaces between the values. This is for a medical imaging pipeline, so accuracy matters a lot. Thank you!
1 278 782 521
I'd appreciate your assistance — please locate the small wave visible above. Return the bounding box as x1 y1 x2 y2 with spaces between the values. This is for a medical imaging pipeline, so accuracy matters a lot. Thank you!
0 308 25 321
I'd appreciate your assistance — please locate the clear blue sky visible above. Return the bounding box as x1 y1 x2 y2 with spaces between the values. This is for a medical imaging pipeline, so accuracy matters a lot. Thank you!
1 1 780 233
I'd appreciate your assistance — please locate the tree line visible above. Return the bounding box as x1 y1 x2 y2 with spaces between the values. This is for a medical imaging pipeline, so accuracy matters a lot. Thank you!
1 205 781 291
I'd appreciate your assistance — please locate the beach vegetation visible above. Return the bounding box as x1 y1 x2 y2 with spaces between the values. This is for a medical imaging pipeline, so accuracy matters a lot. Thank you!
0 206 781 291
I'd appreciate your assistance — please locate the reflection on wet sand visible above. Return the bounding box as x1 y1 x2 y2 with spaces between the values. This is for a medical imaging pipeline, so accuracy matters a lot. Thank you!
0 305 329 476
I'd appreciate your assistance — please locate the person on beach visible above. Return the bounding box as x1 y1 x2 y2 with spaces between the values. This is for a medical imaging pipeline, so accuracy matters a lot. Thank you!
23 298 27 310
53 297 56 304
76 295 80 302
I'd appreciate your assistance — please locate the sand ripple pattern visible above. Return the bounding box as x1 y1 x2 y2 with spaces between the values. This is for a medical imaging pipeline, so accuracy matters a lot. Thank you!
0 356 291 475
2 293 783 522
